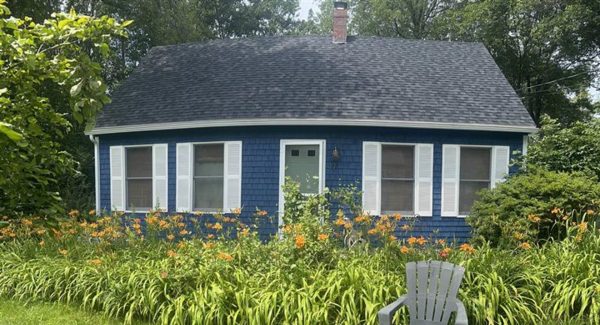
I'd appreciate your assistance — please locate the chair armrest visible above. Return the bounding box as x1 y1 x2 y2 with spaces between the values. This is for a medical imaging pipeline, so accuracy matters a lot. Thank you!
454 299 468 325
378 295 408 325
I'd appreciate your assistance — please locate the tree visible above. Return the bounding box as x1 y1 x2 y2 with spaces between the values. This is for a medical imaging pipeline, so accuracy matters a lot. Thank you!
436 0 599 126
346 0 599 126
5 0 62 22
524 116 600 180
352 0 453 38
0 1 130 216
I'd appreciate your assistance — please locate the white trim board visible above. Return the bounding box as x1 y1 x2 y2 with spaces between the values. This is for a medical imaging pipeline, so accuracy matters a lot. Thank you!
278 139 326 228
90 135 100 212
87 118 538 135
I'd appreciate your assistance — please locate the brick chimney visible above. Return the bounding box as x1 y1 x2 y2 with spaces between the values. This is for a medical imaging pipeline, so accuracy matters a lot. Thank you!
332 1 348 44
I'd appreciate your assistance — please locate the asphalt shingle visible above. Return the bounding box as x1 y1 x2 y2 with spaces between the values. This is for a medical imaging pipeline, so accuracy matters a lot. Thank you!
94 36 535 130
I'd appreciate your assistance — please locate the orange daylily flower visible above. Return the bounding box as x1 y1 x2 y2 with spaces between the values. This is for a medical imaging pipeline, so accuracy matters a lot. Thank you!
89 259 102 266
459 243 476 254
318 233 329 241
217 252 234 262
295 235 306 249
518 242 532 250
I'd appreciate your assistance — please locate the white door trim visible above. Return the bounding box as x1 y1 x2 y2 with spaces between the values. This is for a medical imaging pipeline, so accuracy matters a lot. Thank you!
278 139 326 228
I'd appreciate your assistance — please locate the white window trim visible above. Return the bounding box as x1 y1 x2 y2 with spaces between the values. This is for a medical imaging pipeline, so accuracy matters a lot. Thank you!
187 141 233 214
122 144 160 214
91 136 100 212
448 144 506 218
378 142 432 217
278 139 326 228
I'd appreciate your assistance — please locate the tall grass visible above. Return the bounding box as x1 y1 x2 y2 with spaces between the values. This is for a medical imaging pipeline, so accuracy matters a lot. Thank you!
0 211 599 324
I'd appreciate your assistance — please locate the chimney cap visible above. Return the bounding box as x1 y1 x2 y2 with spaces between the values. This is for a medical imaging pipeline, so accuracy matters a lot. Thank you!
333 1 348 10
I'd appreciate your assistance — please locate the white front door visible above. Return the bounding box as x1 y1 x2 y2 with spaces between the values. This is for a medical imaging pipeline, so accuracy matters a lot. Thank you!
278 140 326 227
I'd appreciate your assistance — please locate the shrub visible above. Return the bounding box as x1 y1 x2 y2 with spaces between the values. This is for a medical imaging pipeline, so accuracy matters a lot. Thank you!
525 117 600 179
467 167 600 247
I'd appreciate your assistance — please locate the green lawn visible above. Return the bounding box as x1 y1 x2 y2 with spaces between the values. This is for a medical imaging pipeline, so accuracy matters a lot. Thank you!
0 298 124 325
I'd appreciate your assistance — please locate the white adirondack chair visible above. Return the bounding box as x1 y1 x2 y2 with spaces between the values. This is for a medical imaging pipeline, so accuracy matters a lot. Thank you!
378 261 468 325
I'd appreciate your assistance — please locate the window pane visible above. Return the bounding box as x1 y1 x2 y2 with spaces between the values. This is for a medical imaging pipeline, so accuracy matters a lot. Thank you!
127 179 153 210
285 145 320 194
194 144 224 177
382 145 414 179
194 178 224 211
126 147 152 178
459 181 489 215
460 147 491 180
381 180 414 213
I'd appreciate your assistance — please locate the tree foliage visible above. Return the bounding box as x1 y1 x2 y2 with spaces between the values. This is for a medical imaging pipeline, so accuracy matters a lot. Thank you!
525 116 600 179
0 1 130 216
347 0 600 125
437 0 599 126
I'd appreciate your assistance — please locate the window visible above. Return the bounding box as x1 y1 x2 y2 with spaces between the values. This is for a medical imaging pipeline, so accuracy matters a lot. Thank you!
193 143 224 211
442 145 509 217
126 147 153 210
110 144 167 212
362 142 433 216
176 142 241 213
381 145 414 213
458 147 491 215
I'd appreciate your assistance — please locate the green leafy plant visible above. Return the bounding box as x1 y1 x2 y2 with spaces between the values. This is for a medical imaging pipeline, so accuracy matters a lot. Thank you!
0 1 130 217
524 116 600 179
467 167 600 247
1 211 599 324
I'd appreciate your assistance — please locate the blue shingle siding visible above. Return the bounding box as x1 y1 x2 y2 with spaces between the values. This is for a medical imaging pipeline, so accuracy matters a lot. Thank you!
98 126 525 241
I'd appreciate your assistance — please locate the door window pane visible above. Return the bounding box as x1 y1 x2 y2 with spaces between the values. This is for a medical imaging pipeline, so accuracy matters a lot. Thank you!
194 144 224 211
126 147 153 210
381 145 414 213
459 147 492 214
285 145 320 194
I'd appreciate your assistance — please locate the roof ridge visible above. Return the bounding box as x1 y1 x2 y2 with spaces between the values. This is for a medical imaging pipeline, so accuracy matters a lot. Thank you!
149 35 485 52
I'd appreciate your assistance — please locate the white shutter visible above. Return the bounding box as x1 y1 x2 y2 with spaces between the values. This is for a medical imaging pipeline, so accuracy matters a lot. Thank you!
414 144 433 216
492 146 510 188
152 144 168 211
109 146 125 211
176 143 192 212
441 145 460 216
362 142 381 215
223 141 242 212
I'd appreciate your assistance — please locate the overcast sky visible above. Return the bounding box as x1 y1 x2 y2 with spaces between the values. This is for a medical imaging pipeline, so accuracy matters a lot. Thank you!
298 0 317 20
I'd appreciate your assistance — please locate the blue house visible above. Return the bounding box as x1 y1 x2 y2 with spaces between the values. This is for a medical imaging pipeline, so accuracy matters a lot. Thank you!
87 2 536 241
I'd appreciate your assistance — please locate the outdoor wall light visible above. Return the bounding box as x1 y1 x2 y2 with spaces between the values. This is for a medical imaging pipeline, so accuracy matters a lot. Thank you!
332 147 341 164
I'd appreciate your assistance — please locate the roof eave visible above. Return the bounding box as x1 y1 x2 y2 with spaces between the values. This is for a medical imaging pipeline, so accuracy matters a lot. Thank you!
86 118 538 136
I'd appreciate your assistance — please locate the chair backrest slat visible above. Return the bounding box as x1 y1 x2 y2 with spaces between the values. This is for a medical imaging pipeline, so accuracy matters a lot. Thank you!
433 262 455 322
416 261 429 320
406 262 418 318
403 260 465 324
425 261 442 321
440 264 465 324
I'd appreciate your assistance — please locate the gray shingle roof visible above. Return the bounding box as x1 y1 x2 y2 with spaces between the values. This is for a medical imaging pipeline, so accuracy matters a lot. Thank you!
92 36 536 133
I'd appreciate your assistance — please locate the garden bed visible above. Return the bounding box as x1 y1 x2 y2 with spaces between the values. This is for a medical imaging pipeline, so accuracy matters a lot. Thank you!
0 211 599 324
